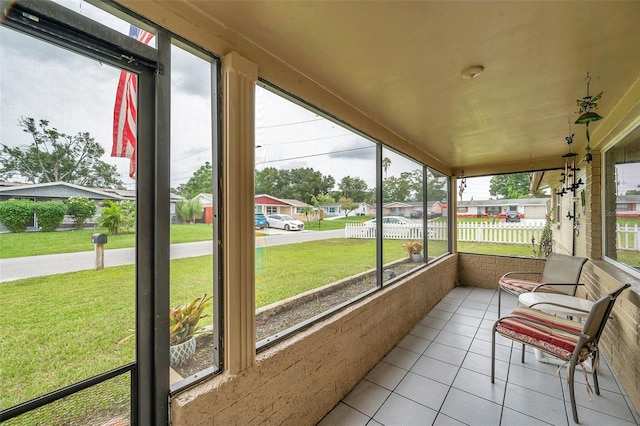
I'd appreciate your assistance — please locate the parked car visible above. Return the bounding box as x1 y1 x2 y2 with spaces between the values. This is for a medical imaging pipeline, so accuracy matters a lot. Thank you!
426 211 440 219
266 214 305 231
363 216 415 227
409 210 423 219
505 211 521 222
255 213 269 229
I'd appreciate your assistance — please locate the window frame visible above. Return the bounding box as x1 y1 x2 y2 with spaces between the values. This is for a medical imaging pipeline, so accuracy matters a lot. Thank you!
602 122 640 280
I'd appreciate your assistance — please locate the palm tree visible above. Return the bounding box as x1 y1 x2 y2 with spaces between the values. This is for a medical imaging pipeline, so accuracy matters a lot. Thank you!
382 157 391 179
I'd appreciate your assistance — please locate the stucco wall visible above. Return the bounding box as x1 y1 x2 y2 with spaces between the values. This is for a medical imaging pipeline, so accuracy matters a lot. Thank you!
170 255 458 425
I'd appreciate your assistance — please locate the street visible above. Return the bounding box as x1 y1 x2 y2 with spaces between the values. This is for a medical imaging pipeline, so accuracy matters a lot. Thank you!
0 229 345 282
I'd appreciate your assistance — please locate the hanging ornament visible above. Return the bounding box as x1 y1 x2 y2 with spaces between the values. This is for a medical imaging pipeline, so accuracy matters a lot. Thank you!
575 73 603 164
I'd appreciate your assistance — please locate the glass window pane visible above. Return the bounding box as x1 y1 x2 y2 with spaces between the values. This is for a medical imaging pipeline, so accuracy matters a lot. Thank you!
427 167 449 260
53 0 157 48
255 85 377 344
604 127 640 274
1 372 131 426
0 24 135 413
381 148 425 281
456 173 550 258
169 43 216 385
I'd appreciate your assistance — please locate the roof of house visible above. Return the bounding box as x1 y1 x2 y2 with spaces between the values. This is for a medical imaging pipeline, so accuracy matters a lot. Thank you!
255 194 312 207
0 181 183 202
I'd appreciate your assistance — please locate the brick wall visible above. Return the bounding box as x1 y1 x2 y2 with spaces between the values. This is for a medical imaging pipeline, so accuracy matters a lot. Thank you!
171 255 458 425
457 252 544 288
577 260 640 414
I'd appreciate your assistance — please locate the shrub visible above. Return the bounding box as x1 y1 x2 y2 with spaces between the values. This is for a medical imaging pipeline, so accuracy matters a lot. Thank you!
0 199 35 232
176 199 203 224
98 200 122 235
66 196 97 229
118 200 136 233
34 201 67 232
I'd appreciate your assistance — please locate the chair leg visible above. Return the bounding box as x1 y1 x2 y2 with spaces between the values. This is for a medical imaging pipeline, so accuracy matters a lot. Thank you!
521 343 525 363
592 352 600 396
497 288 502 317
491 325 496 383
568 361 580 423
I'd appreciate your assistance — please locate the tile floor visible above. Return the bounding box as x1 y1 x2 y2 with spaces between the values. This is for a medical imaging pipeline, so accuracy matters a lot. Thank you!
318 287 640 426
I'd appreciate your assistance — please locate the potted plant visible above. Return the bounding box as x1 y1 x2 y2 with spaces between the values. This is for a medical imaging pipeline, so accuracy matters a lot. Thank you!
401 240 423 262
116 294 213 367
169 294 213 367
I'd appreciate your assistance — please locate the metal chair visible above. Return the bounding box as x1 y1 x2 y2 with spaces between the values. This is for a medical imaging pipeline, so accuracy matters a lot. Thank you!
497 252 587 316
491 283 631 423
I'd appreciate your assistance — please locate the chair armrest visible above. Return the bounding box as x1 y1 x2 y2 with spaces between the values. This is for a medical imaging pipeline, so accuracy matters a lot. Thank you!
528 302 590 314
500 271 543 280
532 282 584 292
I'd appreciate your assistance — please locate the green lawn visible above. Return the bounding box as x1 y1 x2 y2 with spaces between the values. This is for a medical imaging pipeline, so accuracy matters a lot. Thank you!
1 238 410 412
0 224 214 259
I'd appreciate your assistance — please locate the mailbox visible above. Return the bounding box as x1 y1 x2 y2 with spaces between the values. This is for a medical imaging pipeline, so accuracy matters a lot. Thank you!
91 233 108 244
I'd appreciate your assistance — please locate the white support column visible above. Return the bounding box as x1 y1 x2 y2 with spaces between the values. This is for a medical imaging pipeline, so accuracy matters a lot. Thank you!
222 51 258 374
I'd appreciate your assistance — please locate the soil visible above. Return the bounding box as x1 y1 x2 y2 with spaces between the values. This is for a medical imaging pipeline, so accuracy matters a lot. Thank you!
172 260 419 379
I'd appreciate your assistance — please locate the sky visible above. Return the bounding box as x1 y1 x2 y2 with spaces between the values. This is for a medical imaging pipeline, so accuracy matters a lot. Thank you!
4 1 634 200
0 0 212 190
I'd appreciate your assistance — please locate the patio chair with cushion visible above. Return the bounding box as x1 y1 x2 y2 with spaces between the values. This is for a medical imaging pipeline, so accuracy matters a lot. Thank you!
497 252 587 316
491 283 631 424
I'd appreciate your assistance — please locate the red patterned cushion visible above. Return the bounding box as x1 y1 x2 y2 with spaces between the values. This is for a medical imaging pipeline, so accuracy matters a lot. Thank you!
499 278 559 294
496 307 583 357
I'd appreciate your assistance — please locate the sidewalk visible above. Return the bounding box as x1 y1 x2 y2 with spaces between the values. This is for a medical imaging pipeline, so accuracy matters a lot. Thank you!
0 241 214 283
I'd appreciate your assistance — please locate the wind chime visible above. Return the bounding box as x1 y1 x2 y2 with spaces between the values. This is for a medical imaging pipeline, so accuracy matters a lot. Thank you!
575 73 603 163
557 123 583 199
458 169 467 201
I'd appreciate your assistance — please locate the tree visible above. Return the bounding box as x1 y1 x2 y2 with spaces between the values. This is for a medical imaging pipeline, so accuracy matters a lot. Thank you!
99 200 123 235
118 200 136 233
489 173 532 199
339 197 360 217
0 117 124 188
338 176 368 202
176 198 204 224
426 171 447 202
180 162 213 199
299 206 314 221
382 157 392 179
255 167 335 204
66 196 97 229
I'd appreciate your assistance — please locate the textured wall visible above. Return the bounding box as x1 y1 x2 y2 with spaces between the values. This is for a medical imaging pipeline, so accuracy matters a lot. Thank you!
578 260 640 414
171 255 458 425
457 253 544 289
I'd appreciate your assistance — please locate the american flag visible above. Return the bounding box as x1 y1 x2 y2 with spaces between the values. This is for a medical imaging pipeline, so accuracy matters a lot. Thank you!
112 25 154 179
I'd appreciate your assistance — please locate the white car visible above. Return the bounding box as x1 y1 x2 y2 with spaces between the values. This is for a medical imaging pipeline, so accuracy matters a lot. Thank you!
362 216 414 227
266 214 305 231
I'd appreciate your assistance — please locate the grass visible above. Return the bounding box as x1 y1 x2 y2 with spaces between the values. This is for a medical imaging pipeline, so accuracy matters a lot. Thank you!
1 238 411 413
0 224 214 259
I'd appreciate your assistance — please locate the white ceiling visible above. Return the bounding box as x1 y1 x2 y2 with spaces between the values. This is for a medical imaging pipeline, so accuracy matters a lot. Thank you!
186 1 640 176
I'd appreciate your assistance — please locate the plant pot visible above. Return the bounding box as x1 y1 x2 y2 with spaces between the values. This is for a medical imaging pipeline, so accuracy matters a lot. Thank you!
410 254 423 263
170 336 197 367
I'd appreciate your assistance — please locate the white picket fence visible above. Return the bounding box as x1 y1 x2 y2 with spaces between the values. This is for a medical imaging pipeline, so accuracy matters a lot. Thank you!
617 223 640 251
345 221 543 245
345 220 640 250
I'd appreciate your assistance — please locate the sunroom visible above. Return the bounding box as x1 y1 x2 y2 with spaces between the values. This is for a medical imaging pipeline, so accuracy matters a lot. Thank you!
0 1 639 425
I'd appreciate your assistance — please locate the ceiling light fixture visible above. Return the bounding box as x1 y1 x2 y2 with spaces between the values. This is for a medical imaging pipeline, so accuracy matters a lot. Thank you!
461 65 484 79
